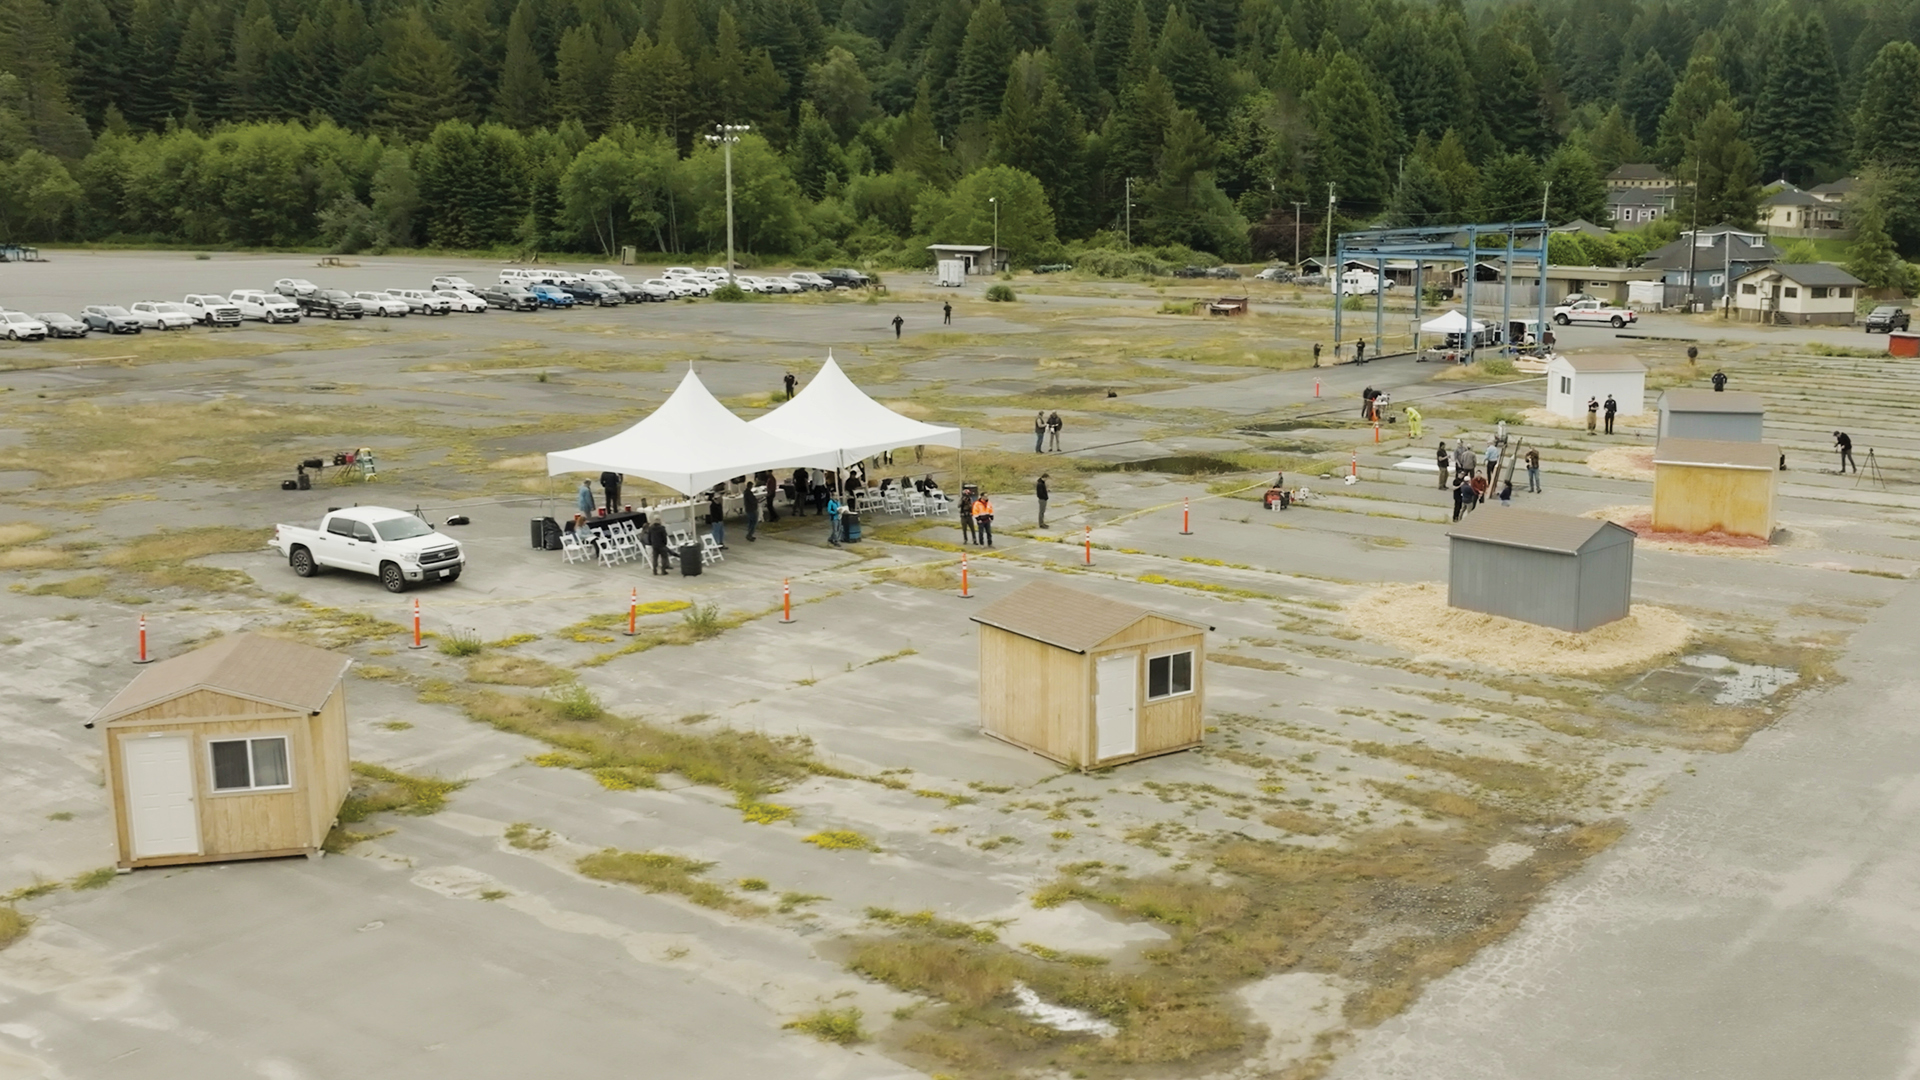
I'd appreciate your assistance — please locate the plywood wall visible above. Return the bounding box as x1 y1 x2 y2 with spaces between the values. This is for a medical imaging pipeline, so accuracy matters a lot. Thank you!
1092 631 1206 761
979 627 1089 765
1652 465 1776 539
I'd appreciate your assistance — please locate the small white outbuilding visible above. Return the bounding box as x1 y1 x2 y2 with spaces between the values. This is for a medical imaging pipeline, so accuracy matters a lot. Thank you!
1545 353 1647 420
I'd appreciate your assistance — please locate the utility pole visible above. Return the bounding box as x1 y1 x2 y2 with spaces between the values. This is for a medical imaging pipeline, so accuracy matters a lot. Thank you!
1124 177 1133 249
989 196 999 273
1540 180 1551 224
1292 201 1304 266
1325 183 1337 265
704 123 749 285
1684 157 1702 312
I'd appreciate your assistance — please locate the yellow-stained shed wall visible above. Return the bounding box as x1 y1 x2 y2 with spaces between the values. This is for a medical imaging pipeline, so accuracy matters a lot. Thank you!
978 615 1206 769
104 683 351 868
1651 463 1777 539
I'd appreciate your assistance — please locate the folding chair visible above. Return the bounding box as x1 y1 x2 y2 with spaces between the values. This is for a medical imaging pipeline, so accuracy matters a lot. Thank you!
883 489 904 515
907 491 928 518
927 490 949 514
667 528 692 549
609 526 641 564
560 531 590 564
596 533 624 567
700 534 724 565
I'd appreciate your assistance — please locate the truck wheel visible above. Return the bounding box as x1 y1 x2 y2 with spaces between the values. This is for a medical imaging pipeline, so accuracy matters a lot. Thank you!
291 546 319 577
1553 313 1570 325
380 562 408 593
1610 315 1624 328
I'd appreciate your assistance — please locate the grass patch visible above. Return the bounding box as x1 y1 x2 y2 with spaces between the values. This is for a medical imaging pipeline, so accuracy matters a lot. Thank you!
784 1007 867 1045
70 867 116 891
1136 573 1277 601
545 681 604 720
877 562 958 590
576 603 758 666
23 574 108 598
0 546 74 569
0 907 27 949
324 762 466 852
47 811 74 821
467 653 570 687
867 907 999 943
275 603 407 646
0 523 49 546
2 879 60 903
577 848 752 912
436 628 484 657
738 798 798 825
504 821 553 850
97 525 267 592
804 830 880 852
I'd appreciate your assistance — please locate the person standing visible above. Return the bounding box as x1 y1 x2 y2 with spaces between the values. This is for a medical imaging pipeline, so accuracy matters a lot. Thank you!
1405 405 1422 438
1436 441 1450 490
1035 473 1049 528
646 520 670 575
577 479 596 517
942 300 952 325
1711 368 1728 391
1525 446 1541 493
783 371 797 399
707 490 725 548
1355 338 1367 364
1047 411 1062 451
1586 396 1599 433
600 471 622 512
1469 470 1488 511
973 492 995 547
1313 342 1322 366
959 490 976 544
1034 411 1047 453
744 482 759 541
1603 394 1618 434
1484 440 1501 477
757 471 778 522
1451 473 1469 522
1835 431 1856 473
826 492 843 547
791 467 809 515
891 314 904 339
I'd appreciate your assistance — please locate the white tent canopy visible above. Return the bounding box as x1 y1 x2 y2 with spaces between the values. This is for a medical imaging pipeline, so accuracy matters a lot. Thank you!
750 353 962 463
1419 309 1488 333
546 369 840 494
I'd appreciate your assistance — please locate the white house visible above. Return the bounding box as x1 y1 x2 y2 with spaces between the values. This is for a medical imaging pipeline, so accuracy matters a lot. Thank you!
1545 353 1647 420
1732 263 1863 325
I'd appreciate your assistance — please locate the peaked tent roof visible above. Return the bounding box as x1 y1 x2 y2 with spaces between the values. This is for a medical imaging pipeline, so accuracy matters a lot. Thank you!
91 633 351 726
750 353 962 463
1420 309 1487 333
547 368 841 493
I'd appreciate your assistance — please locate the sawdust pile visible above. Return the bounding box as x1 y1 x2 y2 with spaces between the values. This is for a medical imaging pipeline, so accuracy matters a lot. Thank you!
1586 446 1656 480
1347 582 1692 675
1584 505 1776 556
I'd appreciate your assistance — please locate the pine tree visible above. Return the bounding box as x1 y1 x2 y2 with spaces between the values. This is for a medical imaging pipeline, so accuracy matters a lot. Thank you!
1543 143 1606 223
0 0 95 157
1474 31 1547 155
804 45 875 142
700 10 787 138
1750 12 1839 185
1152 5 1225 128
1103 65 1176 188
1583 105 1643 174
1050 15 1101 123
495 0 549 131
790 100 841 197
955 0 1017 126
612 33 694 145
1091 0 1139 93
988 61 1040 170
892 78 948 182
1846 195 1901 289
554 22 618 132
171 5 229 125
1000 0 1049 52
1853 41 1920 167
1653 53 1728 171
1305 51 1390 211
1141 108 1247 258
1472 151 1540 222
1615 48 1673 145
1426 127 1478 218
1677 100 1758 227
369 146 420 247
656 0 707 56
55 0 122 130
373 11 468 142
1027 76 1089 234
1384 153 1448 226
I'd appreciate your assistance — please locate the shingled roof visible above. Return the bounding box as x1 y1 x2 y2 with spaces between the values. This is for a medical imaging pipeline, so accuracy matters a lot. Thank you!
970 580 1206 653
1448 509 1634 555
91 633 351 725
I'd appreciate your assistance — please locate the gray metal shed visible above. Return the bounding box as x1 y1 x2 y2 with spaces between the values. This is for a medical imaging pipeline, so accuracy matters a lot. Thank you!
1447 509 1636 632
1657 389 1765 441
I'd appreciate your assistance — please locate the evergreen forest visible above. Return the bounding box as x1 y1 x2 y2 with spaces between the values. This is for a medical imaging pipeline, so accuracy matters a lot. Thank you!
3 0 1920 268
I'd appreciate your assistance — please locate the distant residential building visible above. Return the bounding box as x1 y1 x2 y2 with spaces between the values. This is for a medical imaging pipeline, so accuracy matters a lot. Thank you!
1637 225 1781 305
1607 186 1676 224
1732 262 1864 325
1760 187 1846 238
1550 219 1612 239
1606 164 1671 190
1809 177 1855 204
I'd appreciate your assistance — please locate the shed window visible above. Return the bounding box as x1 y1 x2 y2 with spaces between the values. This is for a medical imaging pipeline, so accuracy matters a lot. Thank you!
210 737 291 791
1558 375 1571 394
1147 651 1193 700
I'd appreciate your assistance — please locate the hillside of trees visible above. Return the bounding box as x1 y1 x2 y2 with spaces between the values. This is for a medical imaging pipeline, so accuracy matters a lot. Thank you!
2 0 1920 268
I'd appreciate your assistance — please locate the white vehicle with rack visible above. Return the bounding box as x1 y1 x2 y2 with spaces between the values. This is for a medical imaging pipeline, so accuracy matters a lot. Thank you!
270 506 465 593
431 276 478 290
182 294 243 326
1551 299 1638 328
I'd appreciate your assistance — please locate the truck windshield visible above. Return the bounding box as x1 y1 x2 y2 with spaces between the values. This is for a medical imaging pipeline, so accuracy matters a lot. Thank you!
371 516 434 541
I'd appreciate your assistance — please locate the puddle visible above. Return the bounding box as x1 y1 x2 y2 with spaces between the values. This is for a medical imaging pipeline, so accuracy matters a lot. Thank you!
1010 981 1117 1037
1108 454 1251 475
1678 653 1797 705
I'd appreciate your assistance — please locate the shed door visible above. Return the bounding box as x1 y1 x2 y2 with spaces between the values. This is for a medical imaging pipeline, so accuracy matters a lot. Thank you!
125 735 199 858
1094 654 1138 761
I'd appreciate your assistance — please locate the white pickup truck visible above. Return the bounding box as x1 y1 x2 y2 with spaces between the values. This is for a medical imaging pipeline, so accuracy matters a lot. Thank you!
271 506 465 593
1552 299 1638 327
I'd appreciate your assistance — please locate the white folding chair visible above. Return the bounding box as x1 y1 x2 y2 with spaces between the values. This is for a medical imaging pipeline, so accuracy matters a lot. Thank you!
907 491 928 518
560 531 590 564
883 489 904 515
928 490 949 514
667 528 692 550
610 527 641 563
596 533 623 567
700 534 724 564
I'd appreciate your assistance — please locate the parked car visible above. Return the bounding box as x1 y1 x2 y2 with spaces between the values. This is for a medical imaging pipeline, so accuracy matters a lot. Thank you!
788 271 833 290
82 305 143 333
1865 305 1910 332
1032 263 1074 274
0 310 49 340
1254 267 1294 282
297 289 364 319
541 278 621 306
130 301 196 330
1173 265 1208 278
270 506 465 593
476 283 538 310
37 312 88 338
354 291 411 317
385 288 452 315
182 293 243 326
273 277 318 298
431 275 478 291
643 278 693 298
820 268 870 288
750 275 800 294
432 288 489 313
1552 298 1637 328
584 269 630 286
230 290 302 323
528 283 575 308
498 268 543 284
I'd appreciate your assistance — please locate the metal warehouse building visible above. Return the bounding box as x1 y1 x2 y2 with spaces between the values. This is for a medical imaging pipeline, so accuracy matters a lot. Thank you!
1448 509 1637 632
1657 389 1766 441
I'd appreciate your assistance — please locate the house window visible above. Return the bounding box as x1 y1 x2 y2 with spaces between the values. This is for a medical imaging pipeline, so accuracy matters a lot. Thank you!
1811 286 1829 299
1559 375 1572 394
210 736 291 791
1784 287 1799 298
1146 651 1193 700
1742 283 1757 294
1841 287 1853 298
1709 273 1724 286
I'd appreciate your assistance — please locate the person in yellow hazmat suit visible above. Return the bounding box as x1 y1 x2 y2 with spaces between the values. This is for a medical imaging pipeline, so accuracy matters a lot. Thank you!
1405 406 1422 439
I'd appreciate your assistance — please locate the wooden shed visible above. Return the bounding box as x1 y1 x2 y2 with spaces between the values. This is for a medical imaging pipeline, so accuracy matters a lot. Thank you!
971 580 1209 769
1448 509 1636 632
89 633 353 869
1657 389 1766 442
1652 438 1780 540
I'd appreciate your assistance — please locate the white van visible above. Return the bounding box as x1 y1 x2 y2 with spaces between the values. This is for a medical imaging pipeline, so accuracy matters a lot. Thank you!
1332 269 1393 296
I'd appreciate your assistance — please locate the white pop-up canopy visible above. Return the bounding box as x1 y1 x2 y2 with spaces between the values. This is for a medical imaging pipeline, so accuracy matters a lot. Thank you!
1419 309 1488 334
750 353 962 464
546 369 840 494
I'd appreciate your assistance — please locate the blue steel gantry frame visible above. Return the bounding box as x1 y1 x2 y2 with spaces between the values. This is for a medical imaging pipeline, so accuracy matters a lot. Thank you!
1331 221 1550 360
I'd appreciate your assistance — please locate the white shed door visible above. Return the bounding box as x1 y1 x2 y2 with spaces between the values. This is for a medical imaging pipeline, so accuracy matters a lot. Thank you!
1094 654 1139 761
125 736 199 859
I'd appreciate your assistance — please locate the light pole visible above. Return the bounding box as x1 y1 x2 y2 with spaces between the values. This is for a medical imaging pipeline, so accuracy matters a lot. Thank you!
1325 183 1337 266
1124 178 1132 249
1291 200 1304 266
989 196 999 274
704 123 750 285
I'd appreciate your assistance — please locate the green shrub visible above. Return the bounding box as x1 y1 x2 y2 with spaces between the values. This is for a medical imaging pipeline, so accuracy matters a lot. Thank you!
546 681 603 721
712 282 748 302
783 1007 866 1045
985 284 1016 302
436 628 483 657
